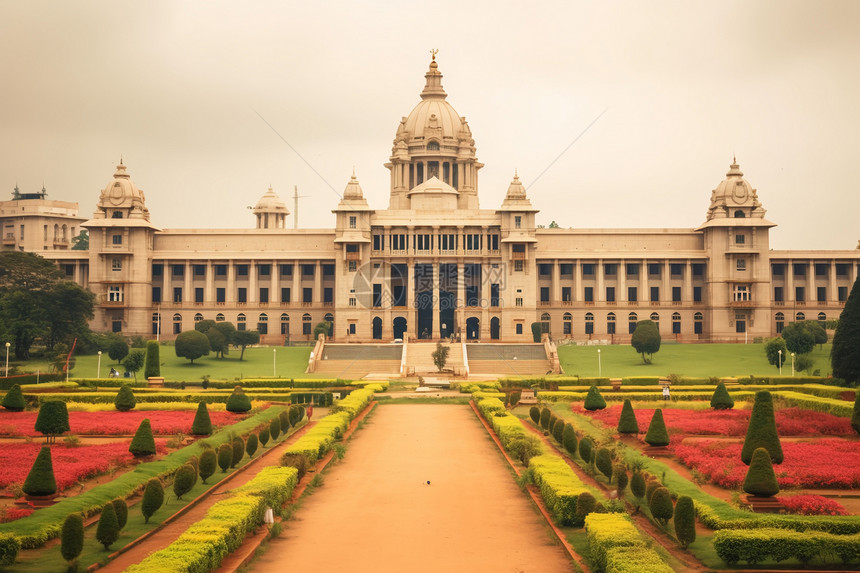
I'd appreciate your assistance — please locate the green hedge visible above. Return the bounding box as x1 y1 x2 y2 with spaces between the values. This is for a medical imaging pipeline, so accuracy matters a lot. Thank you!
714 528 860 566
459 381 502 393
25 391 296 407
72 378 149 388
0 374 64 390
126 466 299 573
605 545 675 573
0 407 288 548
694 501 860 535
290 392 333 406
585 513 672 573
529 454 589 525
773 391 854 417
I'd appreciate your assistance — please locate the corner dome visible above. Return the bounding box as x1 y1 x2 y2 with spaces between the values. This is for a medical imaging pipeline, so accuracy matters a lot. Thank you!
97 160 150 220
253 186 289 214
703 158 769 223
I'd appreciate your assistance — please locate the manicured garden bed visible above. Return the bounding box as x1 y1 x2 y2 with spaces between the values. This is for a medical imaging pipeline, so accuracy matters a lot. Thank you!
0 410 245 437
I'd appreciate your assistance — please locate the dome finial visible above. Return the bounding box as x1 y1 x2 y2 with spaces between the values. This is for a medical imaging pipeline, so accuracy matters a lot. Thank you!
421 50 446 100
430 48 438 62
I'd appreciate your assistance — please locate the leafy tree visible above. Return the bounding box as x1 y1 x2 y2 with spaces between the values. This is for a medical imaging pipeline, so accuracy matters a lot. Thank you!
144 340 161 378
141 478 164 523
199 449 217 483
226 386 252 413
246 433 259 458
617 399 639 433
289 404 304 426
614 464 628 496
596 447 613 482
35 401 69 443
313 320 332 340
112 498 128 529
529 406 540 424
60 512 84 567
175 330 210 364
231 436 245 467
233 330 260 360
269 416 281 440
674 496 696 548
853 390 860 435
191 402 212 435
649 486 674 526
114 384 136 411
710 382 735 410
507 435 542 466
50 342 77 375
574 491 596 526
108 339 129 364
552 418 564 443
583 385 607 411
95 503 119 550
129 419 156 457
259 426 270 447
578 436 594 462
204 327 227 359
631 319 661 364
217 443 232 472
794 353 814 374
644 409 670 446
764 337 788 369
800 320 828 349
1 384 25 411
539 407 551 430
548 220 560 228
832 279 860 384
173 464 196 500
279 409 290 432
23 446 57 496
741 391 783 464
630 471 646 505
781 321 815 355
431 342 450 372
743 447 780 497
562 423 578 455
70 229 89 250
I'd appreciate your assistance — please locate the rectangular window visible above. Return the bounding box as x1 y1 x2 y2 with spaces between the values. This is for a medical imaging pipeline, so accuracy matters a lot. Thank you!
516 323 523 335
582 264 594 276
348 260 358 272
628 320 637 335
672 286 681 302
237 264 249 276
584 287 593 302
606 287 615 302
604 264 617 276
607 322 616 335
215 264 227 276
628 287 638 302
112 258 122 272
514 260 524 272
349 323 356 335
733 285 750 302
515 297 523 307
626 264 639 277
836 264 848 276
514 215 522 229
152 287 161 303
491 284 500 307
193 264 206 277
736 259 746 271
112 234 122 245
173 287 182 303
774 286 783 302
258 322 268 335
152 263 163 276
694 320 703 335
258 264 271 277
735 234 745 244
195 288 204 303
564 321 572 335
302 321 311 335
349 215 356 229
648 263 661 276
323 264 335 276
281 287 290 303
303 264 315 277
324 288 333 303
562 286 571 302
692 263 705 276
672 320 681 334
815 263 828 276
560 263 573 276
839 286 848 301
373 234 384 251
349 297 356 307
539 263 552 276
259 288 269 303
795 286 805 302
373 284 382 308
817 286 826 302
793 263 806 277
540 287 550 302
303 288 313 303
693 286 702 302
238 288 247 303
279 264 292 276
237 322 246 332
772 264 784 276
670 263 683 276
172 265 184 277
585 322 594 335
650 286 660 302
216 288 225 303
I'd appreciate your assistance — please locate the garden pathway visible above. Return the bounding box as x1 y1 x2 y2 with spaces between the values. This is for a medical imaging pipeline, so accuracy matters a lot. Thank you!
251 404 575 573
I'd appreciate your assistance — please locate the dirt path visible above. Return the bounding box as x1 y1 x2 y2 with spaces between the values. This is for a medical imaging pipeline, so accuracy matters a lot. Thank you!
97 422 315 572
252 404 575 573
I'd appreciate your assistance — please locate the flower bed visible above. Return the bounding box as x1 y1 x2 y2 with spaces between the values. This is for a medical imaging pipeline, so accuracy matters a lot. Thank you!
0 441 167 493
672 438 860 489
577 405 851 438
778 494 849 516
0 410 244 437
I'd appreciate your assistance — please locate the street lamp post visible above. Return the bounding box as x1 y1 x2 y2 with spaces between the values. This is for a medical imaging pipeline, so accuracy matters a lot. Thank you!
97 351 102 379
597 348 602 377
273 348 277 378
778 349 782 375
4 342 9 377
791 352 796 376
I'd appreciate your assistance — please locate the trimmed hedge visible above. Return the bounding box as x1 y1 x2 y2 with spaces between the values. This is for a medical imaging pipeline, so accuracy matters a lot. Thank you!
0 374 64 390
529 454 589 526
585 513 672 573
714 528 860 566
693 500 860 535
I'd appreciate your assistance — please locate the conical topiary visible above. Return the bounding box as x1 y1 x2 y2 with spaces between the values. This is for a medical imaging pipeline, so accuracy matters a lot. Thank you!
741 391 783 465
743 447 780 497
23 446 57 496
112 498 128 530
231 436 244 467
60 512 84 566
144 340 161 379
199 448 216 484
129 419 156 457
258 426 270 447
114 384 136 412
617 399 639 434
190 402 212 435
649 486 674 526
95 503 119 550
34 401 69 444
141 478 164 523
583 386 607 411
562 423 578 456
710 382 735 410
644 409 670 446
674 495 696 548
614 463 628 496
225 386 252 413
852 390 859 435
1 384 26 411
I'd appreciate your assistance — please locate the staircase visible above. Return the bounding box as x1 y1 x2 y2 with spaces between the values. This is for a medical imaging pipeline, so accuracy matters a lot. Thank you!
466 344 553 377
312 344 403 378
405 342 464 375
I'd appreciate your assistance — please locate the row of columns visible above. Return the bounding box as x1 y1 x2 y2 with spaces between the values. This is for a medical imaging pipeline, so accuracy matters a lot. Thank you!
541 260 699 303
780 260 858 302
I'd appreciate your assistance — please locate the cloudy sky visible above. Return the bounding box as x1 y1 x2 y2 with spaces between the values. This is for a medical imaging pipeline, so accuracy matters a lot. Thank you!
2 1 858 250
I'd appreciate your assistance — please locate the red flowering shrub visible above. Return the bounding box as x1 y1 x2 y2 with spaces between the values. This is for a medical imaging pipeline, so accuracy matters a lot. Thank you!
0 410 243 437
778 494 849 516
0 507 34 523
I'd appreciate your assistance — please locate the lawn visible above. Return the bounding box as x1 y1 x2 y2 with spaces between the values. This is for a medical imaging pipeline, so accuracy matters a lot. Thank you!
557 343 834 378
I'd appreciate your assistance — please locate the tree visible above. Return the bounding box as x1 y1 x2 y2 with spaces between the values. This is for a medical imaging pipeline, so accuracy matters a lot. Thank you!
70 229 89 250
552 418 564 443
832 278 860 385
781 321 815 355
595 447 613 482
529 406 540 424
852 390 860 435
246 433 259 458
313 320 332 340
539 407 551 430
231 436 245 467
649 486 674 526
617 399 639 433
279 409 290 432
562 423 578 455
507 435 542 466
269 416 281 440
578 436 594 462
764 337 788 369
141 478 164 523
288 404 304 427
95 503 119 550
226 386 252 413
144 340 161 379
583 386 607 411
191 402 212 435
204 327 227 359
644 409 670 446
35 401 69 444
800 320 828 349
51 342 76 375
217 443 232 472
548 220 560 228
112 498 128 529
199 449 217 484
114 384 136 411
233 330 260 360
710 382 735 410
60 513 84 567
1 384 25 411
674 496 696 548
631 320 661 363
173 464 196 500
174 330 210 364
431 342 450 372
614 464 628 496
108 339 129 364
741 391 783 465
23 446 57 496
129 419 156 457
630 471 646 506
743 447 780 497
574 491 596 527
259 426 270 447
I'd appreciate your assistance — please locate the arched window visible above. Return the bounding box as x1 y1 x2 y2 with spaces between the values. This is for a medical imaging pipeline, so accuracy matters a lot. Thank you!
562 312 572 320
693 311 703 335
302 313 312 335
796 312 805 321
775 311 785 334
62 224 67 241
237 313 246 331
563 312 572 335
540 312 551 321
817 312 826 323
281 313 289 322
775 312 785 321
194 313 203 322
628 312 638 334
694 312 703 320
281 313 290 335
53 224 59 241
427 141 440 151
650 312 660 321
734 210 745 218
585 312 594 335
172 313 182 334
672 312 681 334
173 313 182 322
112 210 123 219
607 312 616 335
258 313 268 335
215 313 225 322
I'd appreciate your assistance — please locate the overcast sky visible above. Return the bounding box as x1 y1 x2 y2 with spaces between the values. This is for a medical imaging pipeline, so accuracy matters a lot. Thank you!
2 1 858 250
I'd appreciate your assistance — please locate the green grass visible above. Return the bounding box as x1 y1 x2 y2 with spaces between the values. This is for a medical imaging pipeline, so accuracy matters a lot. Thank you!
558 343 833 378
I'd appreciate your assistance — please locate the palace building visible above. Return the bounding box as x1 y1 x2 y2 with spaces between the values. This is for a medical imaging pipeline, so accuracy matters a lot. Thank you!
4 56 859 345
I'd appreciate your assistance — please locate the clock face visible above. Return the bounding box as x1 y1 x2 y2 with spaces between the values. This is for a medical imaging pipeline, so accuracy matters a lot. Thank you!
733 182 748 203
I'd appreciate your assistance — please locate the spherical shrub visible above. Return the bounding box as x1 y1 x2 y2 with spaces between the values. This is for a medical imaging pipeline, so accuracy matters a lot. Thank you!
96 503 119 550
539 407 551 430
574 491 596 526
1 384 26 411
743 447 780 497
141 478 164 523
34 401 70 443
217 443 232 473
173 464 197 500
644 409 670 446
583 386 607 411
617 399 639 434
562 423 578 456
112 498 128 530
60 512 84 565
129 419 156 457
231 436 245 467
596 447 614 482
190 402 212 435
710 382 735 410
741 391 783 464
529 406 540 424
23 446 57 496
649 487 674 526
225 386 252 413
246 433 259 458
114 384 136 412
198 449 217 484
258 427 270 447
281 452 310 481
674 495 696 548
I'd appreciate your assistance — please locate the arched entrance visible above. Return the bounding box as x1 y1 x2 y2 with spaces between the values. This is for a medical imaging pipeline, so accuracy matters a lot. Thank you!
393 317 407 340
466 317 480 340
372 317 382 340
490 317 500 340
